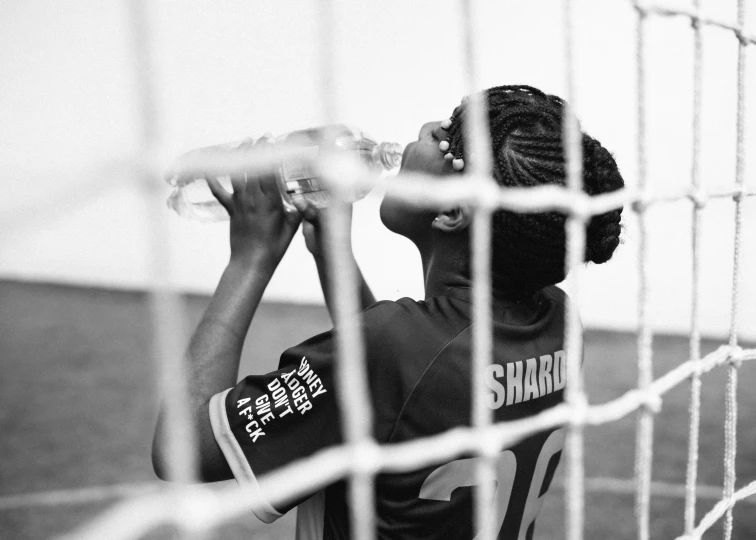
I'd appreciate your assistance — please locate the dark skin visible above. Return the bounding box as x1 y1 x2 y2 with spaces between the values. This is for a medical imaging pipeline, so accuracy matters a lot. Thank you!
381 120 475 299
151 120 479 482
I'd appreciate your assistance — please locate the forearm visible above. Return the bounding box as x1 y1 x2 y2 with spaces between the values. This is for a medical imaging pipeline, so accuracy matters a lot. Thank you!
153 253 277 481
314 253 376 321
189 255 274 390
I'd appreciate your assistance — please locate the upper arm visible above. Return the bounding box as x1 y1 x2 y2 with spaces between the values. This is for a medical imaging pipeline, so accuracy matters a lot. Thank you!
198 337 342 519
151 399 233 483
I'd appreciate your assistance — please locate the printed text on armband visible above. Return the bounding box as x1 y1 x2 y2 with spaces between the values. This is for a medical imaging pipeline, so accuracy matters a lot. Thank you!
236 398 267 443
484 350 567 409
234 356 330 443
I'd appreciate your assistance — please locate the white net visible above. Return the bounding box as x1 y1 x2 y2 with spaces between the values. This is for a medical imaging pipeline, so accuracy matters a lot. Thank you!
3 0 755 539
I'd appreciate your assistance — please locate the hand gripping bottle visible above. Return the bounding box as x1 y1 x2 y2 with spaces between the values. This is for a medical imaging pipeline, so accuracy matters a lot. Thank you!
165 125 404 222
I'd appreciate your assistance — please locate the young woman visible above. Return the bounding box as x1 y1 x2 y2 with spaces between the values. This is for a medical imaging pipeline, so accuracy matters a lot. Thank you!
153 85 624 540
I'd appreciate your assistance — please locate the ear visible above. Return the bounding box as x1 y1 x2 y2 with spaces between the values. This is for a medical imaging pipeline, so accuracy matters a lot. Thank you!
432 206 471 233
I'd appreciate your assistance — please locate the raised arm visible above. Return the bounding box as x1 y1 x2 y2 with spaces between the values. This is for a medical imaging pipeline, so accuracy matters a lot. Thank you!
298 202 376 321
152 167 301 483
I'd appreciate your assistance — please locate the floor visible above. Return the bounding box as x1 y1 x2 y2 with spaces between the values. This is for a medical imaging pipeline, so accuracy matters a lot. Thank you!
0 280 754 540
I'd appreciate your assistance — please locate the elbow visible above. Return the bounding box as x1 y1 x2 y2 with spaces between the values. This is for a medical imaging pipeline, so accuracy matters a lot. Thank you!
151 401 227 483
151 432 171 481
151 433 199 483
152 411 182 482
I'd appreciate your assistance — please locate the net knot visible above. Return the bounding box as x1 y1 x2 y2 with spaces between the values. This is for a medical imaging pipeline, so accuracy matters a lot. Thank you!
690 10 702 30
632 191 651 214
633 1 649 17
735 27 750 46
690 361 703 378
732 184 746 203
728 346 744 369
474 177 502 212
688 188 707 209
568 395 589 426
640 391 662 414
351 440 381 476
479 428 502 459
569 192 591 222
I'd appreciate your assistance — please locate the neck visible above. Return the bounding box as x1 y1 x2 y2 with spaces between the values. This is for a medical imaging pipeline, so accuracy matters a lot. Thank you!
419 235 531 305
422 250 471 300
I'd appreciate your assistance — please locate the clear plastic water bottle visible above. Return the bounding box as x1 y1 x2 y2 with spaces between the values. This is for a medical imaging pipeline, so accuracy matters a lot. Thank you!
165 124 404 222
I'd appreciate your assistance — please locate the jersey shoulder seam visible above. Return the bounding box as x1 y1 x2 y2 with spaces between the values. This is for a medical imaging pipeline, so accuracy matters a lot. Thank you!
386 320 473 443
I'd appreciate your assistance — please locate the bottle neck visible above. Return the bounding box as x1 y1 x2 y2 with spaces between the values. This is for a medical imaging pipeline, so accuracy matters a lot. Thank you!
375 142 404 170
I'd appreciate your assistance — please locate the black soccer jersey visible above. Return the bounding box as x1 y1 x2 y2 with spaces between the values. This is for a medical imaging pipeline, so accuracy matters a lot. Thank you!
209 286 572 540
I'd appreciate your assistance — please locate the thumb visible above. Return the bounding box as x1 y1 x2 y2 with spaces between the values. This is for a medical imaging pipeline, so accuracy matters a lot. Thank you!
302 220 322 256
293 198 321 224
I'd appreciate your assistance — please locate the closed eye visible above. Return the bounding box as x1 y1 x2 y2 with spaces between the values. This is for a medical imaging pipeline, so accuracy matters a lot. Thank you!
431 124 448 142
418 121 439 140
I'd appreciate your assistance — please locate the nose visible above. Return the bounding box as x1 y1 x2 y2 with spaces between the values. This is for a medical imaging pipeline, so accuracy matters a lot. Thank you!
418 121 441 140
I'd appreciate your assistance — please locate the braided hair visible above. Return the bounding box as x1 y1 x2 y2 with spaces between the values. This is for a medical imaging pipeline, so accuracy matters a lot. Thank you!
444 85 624 296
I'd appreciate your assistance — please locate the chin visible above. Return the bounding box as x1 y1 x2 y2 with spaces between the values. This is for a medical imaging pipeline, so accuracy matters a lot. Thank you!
379 197 433 242
379 198 401 234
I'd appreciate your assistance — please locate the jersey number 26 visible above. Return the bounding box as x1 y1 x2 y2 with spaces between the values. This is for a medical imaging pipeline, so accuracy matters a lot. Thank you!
419 428 565 540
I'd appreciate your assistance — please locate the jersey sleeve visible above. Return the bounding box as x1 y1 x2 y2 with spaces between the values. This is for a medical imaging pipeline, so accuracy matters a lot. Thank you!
208 299 424 522
209 330 341 522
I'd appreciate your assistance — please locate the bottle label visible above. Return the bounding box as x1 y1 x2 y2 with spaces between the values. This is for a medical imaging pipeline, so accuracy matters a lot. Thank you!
282 146 323 195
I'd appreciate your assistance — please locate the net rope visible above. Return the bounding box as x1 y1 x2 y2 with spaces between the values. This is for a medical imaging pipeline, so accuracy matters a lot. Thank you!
634 7 655 540
563 3 588 540
683 0 704 535
6 0 750 539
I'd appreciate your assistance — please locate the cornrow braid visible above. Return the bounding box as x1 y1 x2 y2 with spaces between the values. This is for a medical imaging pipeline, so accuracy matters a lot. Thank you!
444 85 624 295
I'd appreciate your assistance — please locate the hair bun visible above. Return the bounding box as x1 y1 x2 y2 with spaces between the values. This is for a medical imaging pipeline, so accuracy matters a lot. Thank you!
445 85 627 293
585 210 622 264
581 136 624 265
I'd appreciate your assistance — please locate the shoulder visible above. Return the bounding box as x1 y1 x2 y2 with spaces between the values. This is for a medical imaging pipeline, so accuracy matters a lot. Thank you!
360 296 471 351
534 285 582 337
540 285 568 308
361 297 431 330
359 298 435 357
280 297 439 363
359 297 472 441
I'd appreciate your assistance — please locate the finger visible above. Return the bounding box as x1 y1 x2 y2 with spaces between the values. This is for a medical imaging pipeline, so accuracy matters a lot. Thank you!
292 198 320 223
291 196 306 213
234 137 256 150
301 220 319 255
229 173 247 196
256 172 279 198
206 176 233 211
286 208 303 229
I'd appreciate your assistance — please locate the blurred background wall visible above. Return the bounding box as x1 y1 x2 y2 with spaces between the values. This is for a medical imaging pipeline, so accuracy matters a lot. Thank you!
1 0 754 339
